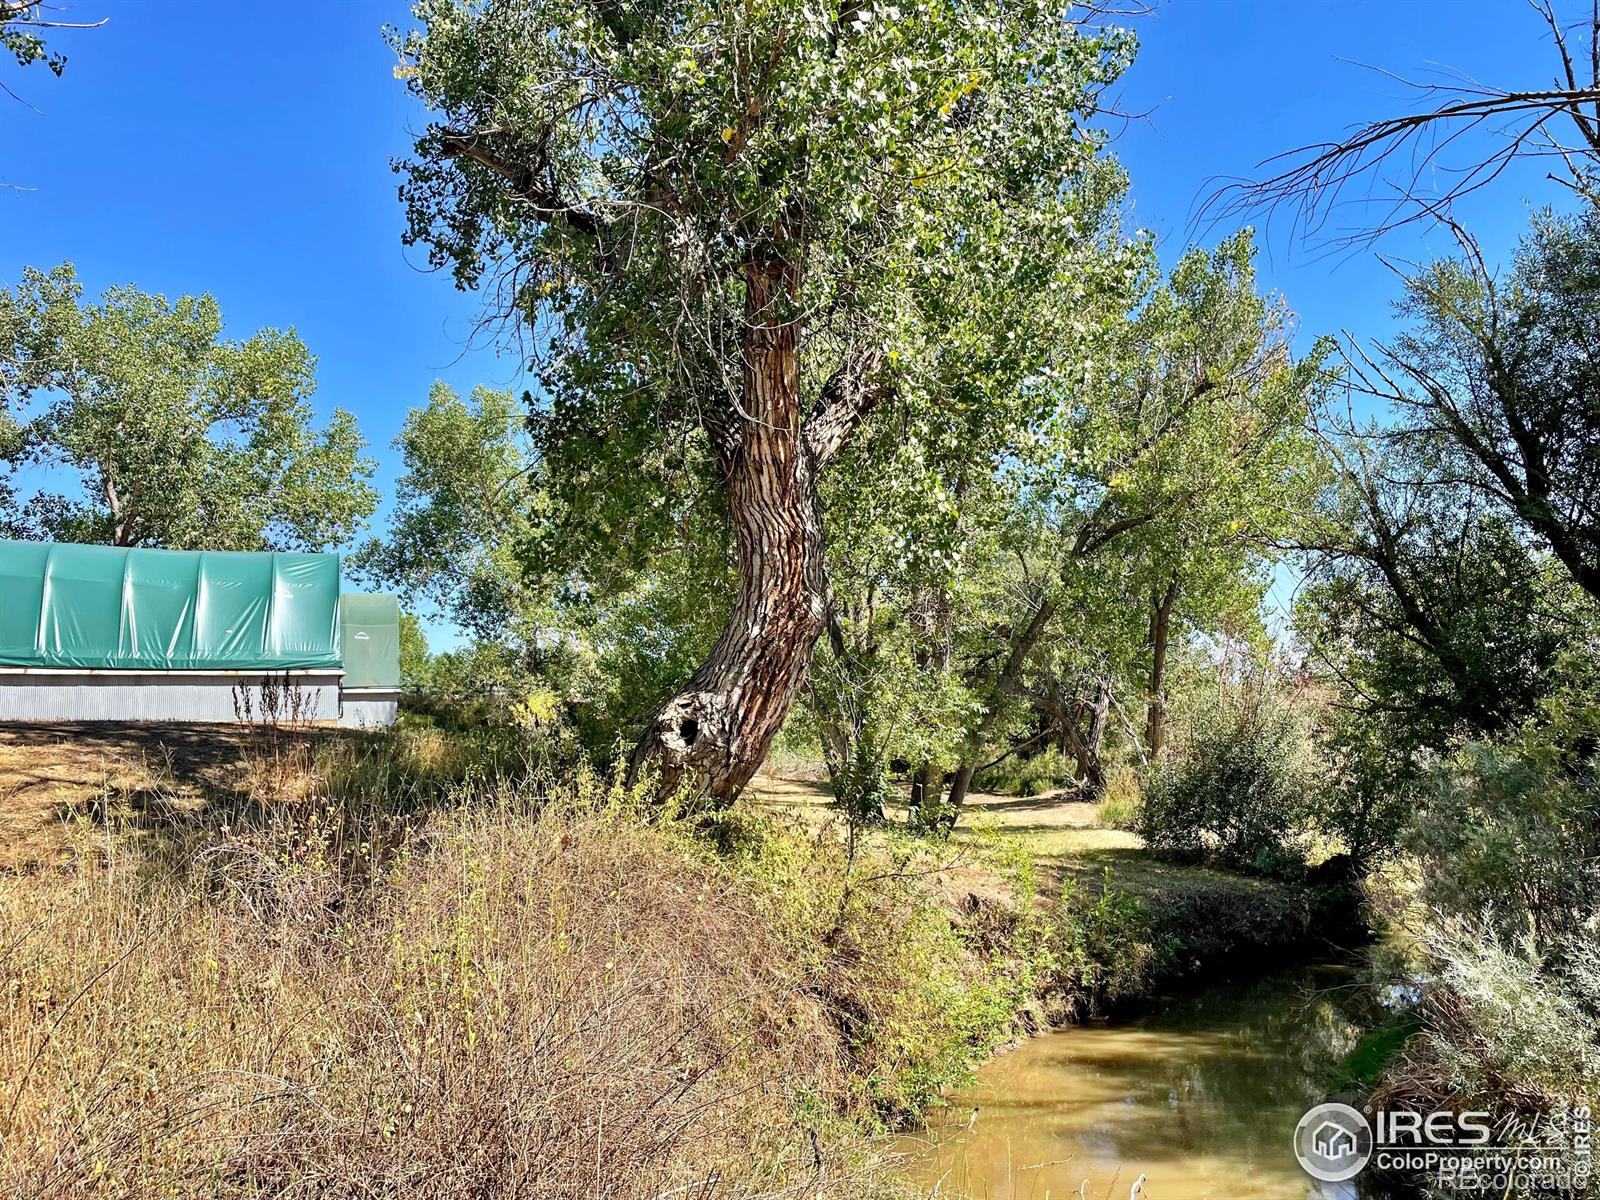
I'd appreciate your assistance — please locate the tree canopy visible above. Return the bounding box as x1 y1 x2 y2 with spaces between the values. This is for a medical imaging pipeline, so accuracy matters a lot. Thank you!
0 263 377 552
392 0 1139 801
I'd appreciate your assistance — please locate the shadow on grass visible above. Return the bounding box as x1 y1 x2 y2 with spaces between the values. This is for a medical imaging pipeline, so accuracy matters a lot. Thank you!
0 720 542 871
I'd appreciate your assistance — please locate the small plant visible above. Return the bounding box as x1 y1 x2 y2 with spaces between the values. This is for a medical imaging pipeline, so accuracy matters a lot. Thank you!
1097 764 1142 829
232 672 320 804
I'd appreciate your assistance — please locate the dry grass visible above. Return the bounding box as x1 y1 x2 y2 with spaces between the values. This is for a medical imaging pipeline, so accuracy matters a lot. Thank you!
0 736 916 1200
0 732 1325 1200
0 724 243 871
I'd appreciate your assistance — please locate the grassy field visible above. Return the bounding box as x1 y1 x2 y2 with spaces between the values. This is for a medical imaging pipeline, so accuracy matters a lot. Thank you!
747 769 1316 974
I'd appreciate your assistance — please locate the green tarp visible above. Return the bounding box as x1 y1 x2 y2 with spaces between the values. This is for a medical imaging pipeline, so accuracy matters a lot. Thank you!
338 593 401 689
0 540 342 671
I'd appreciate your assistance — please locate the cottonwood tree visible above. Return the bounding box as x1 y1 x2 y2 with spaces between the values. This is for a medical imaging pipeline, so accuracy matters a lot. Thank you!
0 263 377 551
359 382 548 645
1343 213 1600 608
930 233 1325 820
1296 424 1580 748
359 379 730 739
800 145 1134 819
392 0 1135 802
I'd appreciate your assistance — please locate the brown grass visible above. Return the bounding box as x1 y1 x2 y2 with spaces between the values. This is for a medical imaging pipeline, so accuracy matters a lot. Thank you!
0 732 1323 1200
0 740 914 1200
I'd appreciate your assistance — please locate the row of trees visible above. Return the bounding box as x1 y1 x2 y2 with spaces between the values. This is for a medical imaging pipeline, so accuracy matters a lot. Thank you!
0 1 1327 827
362 227 1324 817
0 264 377 552
381 0 1328 808
1221 4 1600 1155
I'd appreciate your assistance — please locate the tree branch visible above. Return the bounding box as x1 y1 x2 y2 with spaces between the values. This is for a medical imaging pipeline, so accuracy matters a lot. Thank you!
804 345 888 467
436 128 607 241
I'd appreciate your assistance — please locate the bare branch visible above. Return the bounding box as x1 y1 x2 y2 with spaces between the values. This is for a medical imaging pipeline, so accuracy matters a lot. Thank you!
1200 5 1600 249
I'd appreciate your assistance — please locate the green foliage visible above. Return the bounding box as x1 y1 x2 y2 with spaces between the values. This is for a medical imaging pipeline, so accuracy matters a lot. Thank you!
397 612 431 688
2 3 69 76
1038 873 1157 1011
389 0 1136 583
1298 456 1580 749
357 380 730 751
808 227 1328 812
1373 207 1600 606
1406 730 1600 952
1138 678 1313 876
1364 688 1600 1152
355 382 544 644
1314 707 1419 868
972 748 1073 798
0 263 377 551
1385 919 1600 1132
1096 764 1143 830
1303 201 1600 1155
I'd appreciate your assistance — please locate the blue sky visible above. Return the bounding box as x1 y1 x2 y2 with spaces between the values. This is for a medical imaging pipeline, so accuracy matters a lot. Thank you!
0 0 1580 644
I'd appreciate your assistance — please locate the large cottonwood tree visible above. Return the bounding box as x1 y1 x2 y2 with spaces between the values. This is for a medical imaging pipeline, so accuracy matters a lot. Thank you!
392 0 1134 802
0 264 377 552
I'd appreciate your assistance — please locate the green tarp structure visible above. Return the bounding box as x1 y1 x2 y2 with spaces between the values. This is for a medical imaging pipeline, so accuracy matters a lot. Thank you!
338 593 401 689
0 540 342 671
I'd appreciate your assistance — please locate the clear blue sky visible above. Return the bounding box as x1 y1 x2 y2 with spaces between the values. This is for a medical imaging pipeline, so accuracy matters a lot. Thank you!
1 0 1579 644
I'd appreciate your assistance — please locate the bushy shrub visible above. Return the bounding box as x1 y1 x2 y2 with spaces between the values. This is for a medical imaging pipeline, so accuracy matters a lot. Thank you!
1314 710 1419 868
1137 687 1312 875
1404 739 1600 950
1038 872 1157 1011
1367 705 1600 1193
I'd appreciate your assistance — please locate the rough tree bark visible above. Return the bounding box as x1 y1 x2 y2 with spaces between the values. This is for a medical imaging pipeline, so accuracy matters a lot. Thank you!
629 258 884 805
1067 676 1110 789
1143 574 1180 759
430 130 885 809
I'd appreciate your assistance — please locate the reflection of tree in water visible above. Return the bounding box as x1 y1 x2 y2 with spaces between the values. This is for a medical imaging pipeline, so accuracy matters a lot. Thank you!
912 958 1392 1199
1109 962 1372 1158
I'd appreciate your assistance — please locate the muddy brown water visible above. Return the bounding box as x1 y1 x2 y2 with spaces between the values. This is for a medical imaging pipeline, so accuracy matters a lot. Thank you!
900 958 1393 1200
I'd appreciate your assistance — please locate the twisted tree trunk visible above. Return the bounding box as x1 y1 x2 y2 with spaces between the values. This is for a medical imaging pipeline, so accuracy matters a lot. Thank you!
630 258 883 806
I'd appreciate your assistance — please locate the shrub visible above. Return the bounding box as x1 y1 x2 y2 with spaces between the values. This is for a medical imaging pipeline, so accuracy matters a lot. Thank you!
1403 740 1600 950
1374 919 1600 1177
1137 686 1312 876
971 747 1073 798
1096 764 1142 830
1037 872 1157 1012
1365 712 1600 1193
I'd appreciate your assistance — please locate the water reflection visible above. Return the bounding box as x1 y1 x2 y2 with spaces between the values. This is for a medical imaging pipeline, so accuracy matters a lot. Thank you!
902 960 1388 1200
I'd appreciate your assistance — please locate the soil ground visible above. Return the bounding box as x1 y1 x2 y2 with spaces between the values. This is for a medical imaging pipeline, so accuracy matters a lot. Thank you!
0 722 340 871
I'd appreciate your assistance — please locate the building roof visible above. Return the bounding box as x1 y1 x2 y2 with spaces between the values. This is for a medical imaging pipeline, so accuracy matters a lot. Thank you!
0 539 342 672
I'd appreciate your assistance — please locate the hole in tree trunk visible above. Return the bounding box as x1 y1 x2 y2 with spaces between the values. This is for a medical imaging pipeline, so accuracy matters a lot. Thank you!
678 717 699 746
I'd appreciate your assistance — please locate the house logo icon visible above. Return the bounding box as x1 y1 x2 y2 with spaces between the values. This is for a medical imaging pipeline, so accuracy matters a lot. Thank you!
1293 1102 1373 1182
